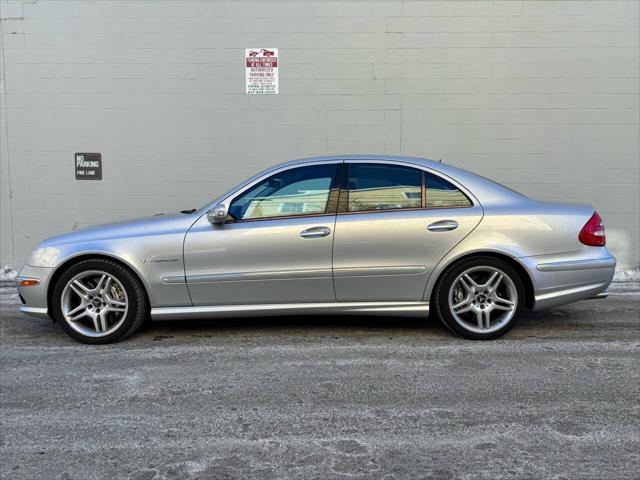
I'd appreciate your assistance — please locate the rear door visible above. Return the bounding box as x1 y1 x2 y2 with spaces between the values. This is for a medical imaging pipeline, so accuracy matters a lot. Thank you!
332 161 483 302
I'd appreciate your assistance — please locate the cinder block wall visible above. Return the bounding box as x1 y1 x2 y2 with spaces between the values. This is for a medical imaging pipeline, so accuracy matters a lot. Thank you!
1 0 638 269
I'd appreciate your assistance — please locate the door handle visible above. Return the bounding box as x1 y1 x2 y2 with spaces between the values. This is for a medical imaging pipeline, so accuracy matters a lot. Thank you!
300 226 332 238
427 220 459 232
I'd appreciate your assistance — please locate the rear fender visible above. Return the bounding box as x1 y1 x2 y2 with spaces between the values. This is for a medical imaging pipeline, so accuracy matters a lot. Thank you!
423 245 533 303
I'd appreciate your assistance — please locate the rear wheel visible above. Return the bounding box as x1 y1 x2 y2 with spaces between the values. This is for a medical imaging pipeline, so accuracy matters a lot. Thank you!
51 259 147 344
434 256 525 340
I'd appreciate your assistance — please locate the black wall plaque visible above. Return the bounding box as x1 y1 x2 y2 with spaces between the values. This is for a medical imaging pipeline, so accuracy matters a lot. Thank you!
75 153 102 180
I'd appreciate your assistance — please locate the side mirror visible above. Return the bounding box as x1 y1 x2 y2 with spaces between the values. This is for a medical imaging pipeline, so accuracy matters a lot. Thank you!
207 204 228 225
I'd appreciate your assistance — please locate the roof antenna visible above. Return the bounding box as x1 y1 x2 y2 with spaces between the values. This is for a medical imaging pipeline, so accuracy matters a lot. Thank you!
439 158 442 163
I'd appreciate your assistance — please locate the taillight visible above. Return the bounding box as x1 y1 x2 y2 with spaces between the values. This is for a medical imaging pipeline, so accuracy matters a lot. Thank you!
579 212 606 246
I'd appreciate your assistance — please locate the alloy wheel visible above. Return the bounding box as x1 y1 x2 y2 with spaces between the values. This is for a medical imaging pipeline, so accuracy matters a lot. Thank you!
448 266 517 334
60 270 129 337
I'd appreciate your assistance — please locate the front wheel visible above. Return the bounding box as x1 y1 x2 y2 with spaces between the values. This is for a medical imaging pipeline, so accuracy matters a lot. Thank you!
51 259 148 344
434 257 525 340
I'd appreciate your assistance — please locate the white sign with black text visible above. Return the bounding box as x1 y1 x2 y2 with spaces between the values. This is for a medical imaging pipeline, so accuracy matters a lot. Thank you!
245 48 278 94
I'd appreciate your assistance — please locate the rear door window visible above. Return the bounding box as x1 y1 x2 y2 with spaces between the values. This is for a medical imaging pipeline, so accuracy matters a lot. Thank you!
346 163 423 212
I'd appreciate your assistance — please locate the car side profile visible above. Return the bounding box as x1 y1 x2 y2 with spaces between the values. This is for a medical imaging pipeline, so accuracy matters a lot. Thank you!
16 155 616 344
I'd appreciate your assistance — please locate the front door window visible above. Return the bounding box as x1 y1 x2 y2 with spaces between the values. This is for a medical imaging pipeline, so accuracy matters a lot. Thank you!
229 164 339 221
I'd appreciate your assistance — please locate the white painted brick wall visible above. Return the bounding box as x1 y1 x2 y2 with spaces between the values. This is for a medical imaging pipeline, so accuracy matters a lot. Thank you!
1 0 638 269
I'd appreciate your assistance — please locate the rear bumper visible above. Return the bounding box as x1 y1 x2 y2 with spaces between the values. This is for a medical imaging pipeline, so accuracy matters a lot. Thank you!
522 249 616 311
533 281 612 310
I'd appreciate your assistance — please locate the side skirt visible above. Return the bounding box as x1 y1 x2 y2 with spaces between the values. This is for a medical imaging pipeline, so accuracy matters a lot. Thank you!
151 301 430 321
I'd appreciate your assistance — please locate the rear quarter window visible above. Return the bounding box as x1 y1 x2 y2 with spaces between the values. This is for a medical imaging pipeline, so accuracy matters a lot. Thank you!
425 172 472 208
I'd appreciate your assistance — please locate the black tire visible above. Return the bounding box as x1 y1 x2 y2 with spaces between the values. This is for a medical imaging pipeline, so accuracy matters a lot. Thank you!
51 258 148 344
433 256 525 340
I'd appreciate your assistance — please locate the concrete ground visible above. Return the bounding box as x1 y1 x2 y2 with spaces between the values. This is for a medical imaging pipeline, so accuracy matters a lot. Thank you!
1 282 638 480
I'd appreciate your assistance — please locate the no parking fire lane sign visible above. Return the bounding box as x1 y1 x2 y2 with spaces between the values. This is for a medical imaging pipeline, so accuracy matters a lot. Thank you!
75 153 102 180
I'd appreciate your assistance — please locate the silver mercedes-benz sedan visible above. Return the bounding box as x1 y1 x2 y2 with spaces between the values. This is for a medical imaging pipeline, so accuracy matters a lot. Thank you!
16 155 615 343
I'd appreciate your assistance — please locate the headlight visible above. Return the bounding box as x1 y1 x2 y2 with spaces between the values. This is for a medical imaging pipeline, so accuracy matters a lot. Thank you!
27 247 60 267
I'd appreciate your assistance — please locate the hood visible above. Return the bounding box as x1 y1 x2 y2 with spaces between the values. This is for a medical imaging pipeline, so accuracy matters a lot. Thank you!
39 212 199 248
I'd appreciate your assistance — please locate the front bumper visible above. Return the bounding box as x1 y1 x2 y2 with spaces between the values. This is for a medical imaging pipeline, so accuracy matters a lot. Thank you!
522 249 616 311
19 306 50 319
16 264 55 320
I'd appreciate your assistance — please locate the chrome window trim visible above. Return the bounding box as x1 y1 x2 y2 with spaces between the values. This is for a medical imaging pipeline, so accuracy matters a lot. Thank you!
224 212 336 224
196 158 481 225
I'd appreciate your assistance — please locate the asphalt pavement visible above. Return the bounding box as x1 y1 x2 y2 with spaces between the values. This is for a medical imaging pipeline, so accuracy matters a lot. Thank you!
1 281 638 480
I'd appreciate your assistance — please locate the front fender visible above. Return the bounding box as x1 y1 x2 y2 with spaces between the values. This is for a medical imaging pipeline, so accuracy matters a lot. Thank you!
44 237 191 309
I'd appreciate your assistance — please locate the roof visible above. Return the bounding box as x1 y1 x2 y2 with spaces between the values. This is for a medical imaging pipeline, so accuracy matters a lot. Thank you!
277 154 442 169
203 154 530 214
275 155 529 207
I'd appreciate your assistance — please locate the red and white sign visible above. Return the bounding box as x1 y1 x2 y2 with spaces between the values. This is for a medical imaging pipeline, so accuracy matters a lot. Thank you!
245 48 278 94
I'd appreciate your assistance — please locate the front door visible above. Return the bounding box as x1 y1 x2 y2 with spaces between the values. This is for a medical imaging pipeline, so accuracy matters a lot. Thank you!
332 161 483 302
184 163 341 306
